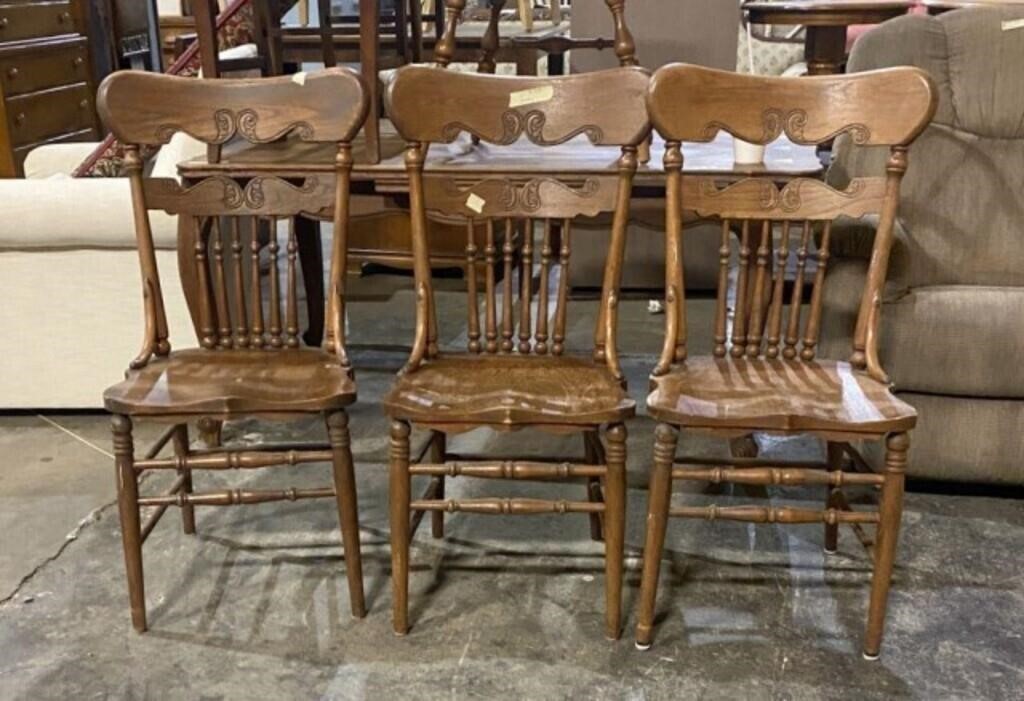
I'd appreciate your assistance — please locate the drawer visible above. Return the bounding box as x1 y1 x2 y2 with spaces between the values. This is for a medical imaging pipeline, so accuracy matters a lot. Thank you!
0 40 88 97
0 2 76 43
6 82 94 147
11 126 95 177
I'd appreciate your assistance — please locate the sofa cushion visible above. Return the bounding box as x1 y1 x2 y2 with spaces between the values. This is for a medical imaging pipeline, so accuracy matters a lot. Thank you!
821 271 1024 399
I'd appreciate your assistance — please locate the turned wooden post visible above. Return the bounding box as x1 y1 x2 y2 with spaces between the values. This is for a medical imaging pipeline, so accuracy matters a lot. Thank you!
327 410 366 618
113 415 146 632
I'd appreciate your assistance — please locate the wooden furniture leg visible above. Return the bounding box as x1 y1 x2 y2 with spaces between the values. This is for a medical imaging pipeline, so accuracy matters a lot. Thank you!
824 441 844 553
113 415 146 632
295 216 325 347
193 0 220 78
430 431 446 538
327 410 367 618
478 0 505 74
389 419 412 634
172 423 196 535
805 25 847 76
318 0 337 66
603 423 627 640
863 432 908 660
360 0 382 163
409 0 424 62
635 422 677 649
584 430 605 542
517 0 533 32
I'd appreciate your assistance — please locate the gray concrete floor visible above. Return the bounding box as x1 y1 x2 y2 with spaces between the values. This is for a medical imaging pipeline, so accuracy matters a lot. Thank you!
1 274 1022 700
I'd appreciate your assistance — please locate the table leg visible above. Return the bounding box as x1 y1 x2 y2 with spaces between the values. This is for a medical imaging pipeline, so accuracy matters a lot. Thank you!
804 26 847 75
360 0 382 163
295 216 325 347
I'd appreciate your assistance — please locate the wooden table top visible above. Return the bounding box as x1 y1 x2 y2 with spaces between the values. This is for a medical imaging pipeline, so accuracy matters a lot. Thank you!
180 121 823 191
744 0 913 23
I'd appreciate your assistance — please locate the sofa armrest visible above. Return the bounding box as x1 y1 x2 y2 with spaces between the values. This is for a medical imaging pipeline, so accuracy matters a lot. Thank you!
23 143 103 179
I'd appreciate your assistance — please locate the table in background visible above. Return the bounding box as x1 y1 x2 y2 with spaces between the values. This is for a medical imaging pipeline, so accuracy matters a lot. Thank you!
743 0 913 74
923 0 1024 12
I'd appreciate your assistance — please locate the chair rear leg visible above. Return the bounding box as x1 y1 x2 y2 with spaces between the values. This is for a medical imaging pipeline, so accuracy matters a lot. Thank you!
635 422 678 650
389 420 412 634
864 431 909 660
584 430 605 542
327 411 366 618
197 417 222 448
603 423 627 641
172 424 196 535
430 431 446 539
112 415 146 632
824 441 843 553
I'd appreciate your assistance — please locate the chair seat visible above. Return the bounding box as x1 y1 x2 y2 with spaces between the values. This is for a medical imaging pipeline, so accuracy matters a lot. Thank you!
383 354 636 427
647 357 916 436
103 348 356 416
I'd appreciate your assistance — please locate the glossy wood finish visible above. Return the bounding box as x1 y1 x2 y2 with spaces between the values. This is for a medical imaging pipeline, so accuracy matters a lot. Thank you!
635 63 936 658
924 0 1024 10
384 66 645 639
744 0 913 74
98 69 368 632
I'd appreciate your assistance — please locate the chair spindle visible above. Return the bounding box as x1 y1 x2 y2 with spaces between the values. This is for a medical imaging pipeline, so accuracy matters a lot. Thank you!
765 220 791 359
552 218 571 355
519 219 534 354
268 217 283 348
730 220 751 357
195 217 217 350
713 219 730 357
535 219 553 354
230 217 248 347
286 218 300 348
249 215 265 348
801 220 832 361
784 220 812 360
466 219 482 353
746 220 772 357
484 219 498 353
501 218 515 353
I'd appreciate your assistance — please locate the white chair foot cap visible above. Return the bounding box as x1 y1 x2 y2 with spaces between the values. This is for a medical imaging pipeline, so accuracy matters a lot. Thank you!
862 651 880 661
635 641 652 651
824 547 838 554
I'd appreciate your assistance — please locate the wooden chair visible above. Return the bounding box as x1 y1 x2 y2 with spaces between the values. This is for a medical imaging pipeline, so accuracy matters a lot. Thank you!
635 64 937 658
383 65 649 638
97 68 369 632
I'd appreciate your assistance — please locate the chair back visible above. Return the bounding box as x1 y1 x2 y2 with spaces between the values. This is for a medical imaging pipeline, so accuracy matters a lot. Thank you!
97 68 368 369
646 64 935 381
386 65 650 378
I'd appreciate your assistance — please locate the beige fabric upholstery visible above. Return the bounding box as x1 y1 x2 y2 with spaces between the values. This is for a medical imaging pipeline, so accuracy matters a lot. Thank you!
822 8 1024 483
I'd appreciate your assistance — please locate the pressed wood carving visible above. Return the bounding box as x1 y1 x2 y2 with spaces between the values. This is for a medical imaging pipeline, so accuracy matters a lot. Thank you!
97 68 369 633
636 63 937 660
383 66 649 640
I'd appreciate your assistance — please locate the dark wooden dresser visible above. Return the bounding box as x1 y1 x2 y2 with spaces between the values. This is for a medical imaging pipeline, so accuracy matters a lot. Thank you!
0 0 99 177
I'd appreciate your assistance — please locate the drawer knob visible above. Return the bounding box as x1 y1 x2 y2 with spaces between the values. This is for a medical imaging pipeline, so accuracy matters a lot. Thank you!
0 17 8 28
6 67 17 79
14 112 25 125
73 56 84 67
79 99 88 109
58 11 71 23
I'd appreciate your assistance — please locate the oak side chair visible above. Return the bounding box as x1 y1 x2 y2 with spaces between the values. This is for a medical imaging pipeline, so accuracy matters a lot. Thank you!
382 64 650 639
97 68 369 632
635 64 937 658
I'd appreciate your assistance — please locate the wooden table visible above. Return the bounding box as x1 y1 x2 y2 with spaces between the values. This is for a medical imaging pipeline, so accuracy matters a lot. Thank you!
743 1 913 74
923 0 1024 12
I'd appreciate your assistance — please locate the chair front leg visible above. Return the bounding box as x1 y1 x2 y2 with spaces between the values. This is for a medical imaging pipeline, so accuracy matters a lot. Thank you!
863 431 909 660
389 420 412 634
603 423 627 640
112 415 146 632
327 410 366 618
430 430 446 539
584 430 605 542
635 422 678 650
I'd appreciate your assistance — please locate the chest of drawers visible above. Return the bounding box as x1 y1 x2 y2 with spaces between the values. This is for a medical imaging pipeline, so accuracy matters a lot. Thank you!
0 1 98 177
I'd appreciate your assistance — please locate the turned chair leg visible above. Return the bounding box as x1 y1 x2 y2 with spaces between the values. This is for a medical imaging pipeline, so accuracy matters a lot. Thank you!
603 423 627 640
172 424 196 535
327 411 366 618
389 420 412 634
863 431 909 660
197 417 222 449
113 415 146 633
824 441 844 554
430 431 446 539
584 430 605 542
635 422 678 650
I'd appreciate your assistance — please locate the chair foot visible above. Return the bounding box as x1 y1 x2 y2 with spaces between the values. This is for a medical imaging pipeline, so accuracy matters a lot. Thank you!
635 640 652 651
823 546 838 555
862 650 880 661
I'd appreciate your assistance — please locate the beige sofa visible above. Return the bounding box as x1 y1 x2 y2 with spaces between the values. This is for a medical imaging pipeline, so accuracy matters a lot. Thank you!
820 8 1024 484
0 137 202 409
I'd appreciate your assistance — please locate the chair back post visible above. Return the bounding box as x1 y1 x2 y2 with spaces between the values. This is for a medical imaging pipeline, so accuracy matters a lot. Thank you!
646 63 937 378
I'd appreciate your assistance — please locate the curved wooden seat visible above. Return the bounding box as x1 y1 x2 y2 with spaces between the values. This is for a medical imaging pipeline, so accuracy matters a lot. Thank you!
647 356 916 436
104 349 356 417
383 354 635 428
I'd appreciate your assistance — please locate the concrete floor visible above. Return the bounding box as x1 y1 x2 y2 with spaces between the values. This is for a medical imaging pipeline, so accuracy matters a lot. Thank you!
1 275 1022 699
